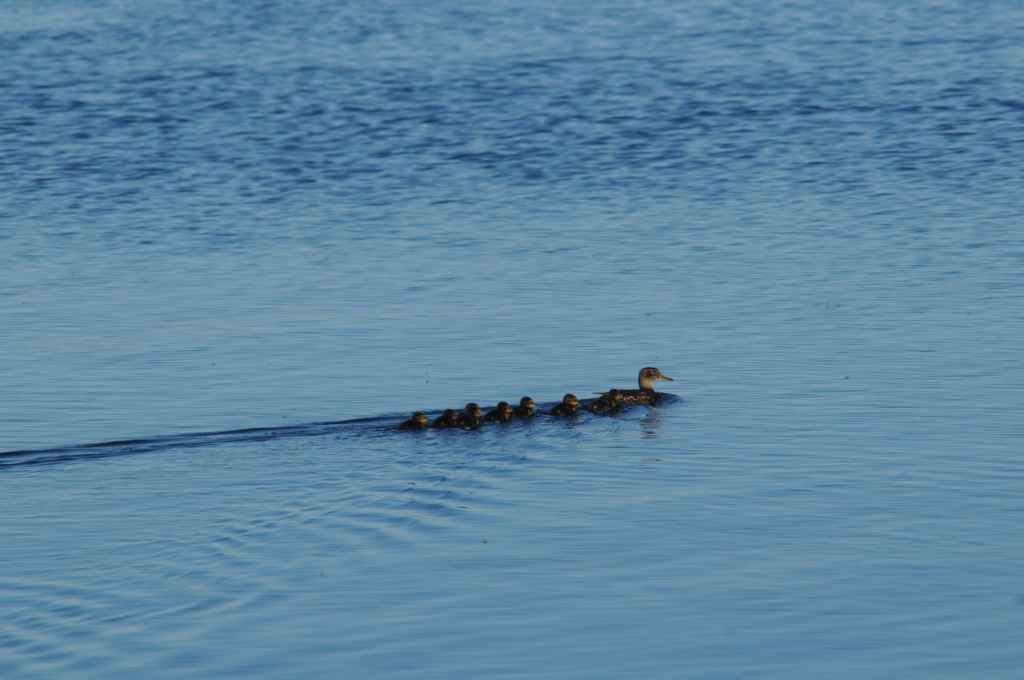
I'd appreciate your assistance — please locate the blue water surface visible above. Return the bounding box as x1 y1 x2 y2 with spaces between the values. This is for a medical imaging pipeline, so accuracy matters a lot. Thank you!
2 1 1023 677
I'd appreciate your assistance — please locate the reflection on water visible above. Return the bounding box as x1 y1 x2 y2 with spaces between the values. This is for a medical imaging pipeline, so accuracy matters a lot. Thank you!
639 409 662 437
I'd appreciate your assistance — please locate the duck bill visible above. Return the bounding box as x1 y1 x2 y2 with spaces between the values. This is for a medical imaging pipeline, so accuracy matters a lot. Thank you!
659 375 674 382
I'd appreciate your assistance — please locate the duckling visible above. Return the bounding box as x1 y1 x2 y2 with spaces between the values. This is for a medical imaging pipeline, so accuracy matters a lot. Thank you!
485 401 514 423
514 396 536 418
618 367 674 405
432 409 461 429
398 411 430 430
461 402 483 429
586 388 624 415
550 393 579 416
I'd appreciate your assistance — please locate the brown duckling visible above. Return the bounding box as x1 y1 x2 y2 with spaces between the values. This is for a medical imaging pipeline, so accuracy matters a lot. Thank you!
514 396 536 418
485 401 514 423
398 411 430 430
432 409 462 429
461 402 483 429
586 388 624 415
550 393 579 416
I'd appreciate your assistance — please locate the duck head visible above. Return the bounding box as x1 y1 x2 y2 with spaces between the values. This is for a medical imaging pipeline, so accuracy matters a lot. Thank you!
638 367 673 391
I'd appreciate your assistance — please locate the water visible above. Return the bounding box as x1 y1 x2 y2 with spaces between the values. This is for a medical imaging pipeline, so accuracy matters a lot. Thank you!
3 1 1024 677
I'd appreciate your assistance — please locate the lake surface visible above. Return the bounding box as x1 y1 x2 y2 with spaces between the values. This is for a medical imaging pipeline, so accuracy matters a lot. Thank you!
2 1 1023 677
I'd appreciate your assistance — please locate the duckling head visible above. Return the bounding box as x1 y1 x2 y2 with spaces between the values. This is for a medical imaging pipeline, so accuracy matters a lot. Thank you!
562 393 579 411
464 402 482 419
638 367 673 391
518 396 535 415
412 411 429 427
497 401 513 417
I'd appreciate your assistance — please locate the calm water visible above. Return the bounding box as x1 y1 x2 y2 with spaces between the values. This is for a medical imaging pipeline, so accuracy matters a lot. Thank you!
3 1 1024 677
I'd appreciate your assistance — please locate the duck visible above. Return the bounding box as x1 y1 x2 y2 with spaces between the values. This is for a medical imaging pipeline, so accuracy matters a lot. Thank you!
617 366 674 405
486 401 514 423
432 409 462 429
398 411 430 430
586 388 624 415
514 396 536 418
461 402 483 429
550 393 579 416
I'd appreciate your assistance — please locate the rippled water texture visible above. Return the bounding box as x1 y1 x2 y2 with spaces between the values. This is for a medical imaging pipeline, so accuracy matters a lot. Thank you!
2 1 1024 677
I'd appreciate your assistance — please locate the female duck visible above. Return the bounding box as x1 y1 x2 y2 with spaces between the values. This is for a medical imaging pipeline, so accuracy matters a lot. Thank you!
618 367 674 405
